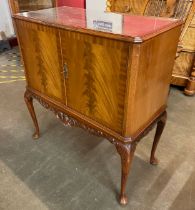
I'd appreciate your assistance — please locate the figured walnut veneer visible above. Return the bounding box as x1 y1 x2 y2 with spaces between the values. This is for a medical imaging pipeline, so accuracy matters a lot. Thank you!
13 7 182 205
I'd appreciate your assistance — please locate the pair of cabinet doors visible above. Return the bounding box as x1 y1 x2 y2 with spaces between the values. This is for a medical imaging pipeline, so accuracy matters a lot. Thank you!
16 20 130 134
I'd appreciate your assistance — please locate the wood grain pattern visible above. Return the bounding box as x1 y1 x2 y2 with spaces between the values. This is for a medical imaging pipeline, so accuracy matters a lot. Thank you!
110 0 149 14
8 0 19 14
130 0 149 14
182 27 195 51
18 0 53 12
173 52 195 77
60 30 131 133
9 0 56 14
124 26 181 136
15 20 65 103
191 13 195 25
110 0 131 13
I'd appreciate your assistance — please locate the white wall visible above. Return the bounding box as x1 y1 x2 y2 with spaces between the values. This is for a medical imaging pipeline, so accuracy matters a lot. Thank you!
86 0 106 11
0 0 14 38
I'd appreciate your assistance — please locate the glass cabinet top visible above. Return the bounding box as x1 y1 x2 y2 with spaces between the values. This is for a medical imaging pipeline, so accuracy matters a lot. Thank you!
14 6 182 42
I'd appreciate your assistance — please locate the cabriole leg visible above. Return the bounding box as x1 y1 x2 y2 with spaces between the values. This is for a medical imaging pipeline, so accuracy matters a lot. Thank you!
115 142 137 205
24 90 40 140
150 111 167 165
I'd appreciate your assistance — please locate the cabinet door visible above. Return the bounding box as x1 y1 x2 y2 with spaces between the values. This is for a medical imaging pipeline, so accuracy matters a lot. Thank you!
15 20 65 103
60 30 130 134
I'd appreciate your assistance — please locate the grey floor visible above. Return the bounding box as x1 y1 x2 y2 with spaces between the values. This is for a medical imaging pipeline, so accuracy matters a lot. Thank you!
0 48 195 210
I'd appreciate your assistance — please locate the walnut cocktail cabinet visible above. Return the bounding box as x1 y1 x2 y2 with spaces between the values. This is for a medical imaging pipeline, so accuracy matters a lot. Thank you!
13 7 182 205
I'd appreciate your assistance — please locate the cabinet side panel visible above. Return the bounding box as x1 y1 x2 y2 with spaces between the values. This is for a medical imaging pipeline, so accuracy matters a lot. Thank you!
125 26 181 137
60 30 131 134
15 20 65 103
